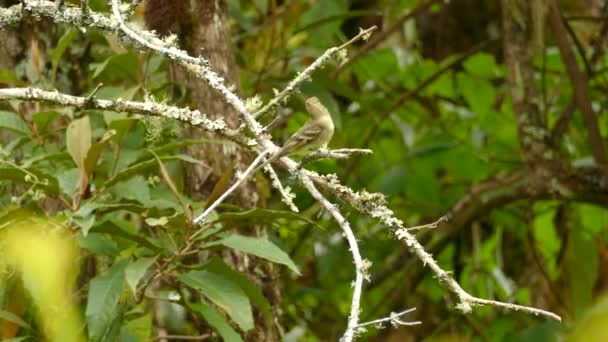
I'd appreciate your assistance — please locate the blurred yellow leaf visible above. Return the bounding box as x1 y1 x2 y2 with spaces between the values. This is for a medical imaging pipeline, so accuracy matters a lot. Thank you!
1 216 84 342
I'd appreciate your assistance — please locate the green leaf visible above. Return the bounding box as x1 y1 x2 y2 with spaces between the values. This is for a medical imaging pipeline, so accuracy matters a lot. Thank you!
179 270 254 332
300 0 348 46
0 167 59 194
206 207 323 235
533 203 561 280
79 233 120 256
135 138 234 162
0 309 30 329
66 116 92 169
377 165 408 196
202 258 273 326
2 338 30 342
85 129 116 176
570 296 608 342
56 168 80 197
91 219 161 252
0 110 30 135
208 235 300 274
125 257 156 296
108 118 137 143
578 204 608 236
32 111 61 131
565 228 598 318
109 176 150 205
0 68 26 86
86 260 128 342
91 53 139 82
22 151 70 167
105 155 207 187
457 72 496 114
463 52 499 78
52 29 79 73
120 314 152 342
190 302 242 342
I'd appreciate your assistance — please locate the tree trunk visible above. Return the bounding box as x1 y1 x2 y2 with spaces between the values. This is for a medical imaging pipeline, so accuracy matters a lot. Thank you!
144 1 281 340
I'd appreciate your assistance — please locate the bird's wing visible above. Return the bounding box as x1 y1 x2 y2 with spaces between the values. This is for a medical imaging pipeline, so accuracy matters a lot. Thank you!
278 121 324 157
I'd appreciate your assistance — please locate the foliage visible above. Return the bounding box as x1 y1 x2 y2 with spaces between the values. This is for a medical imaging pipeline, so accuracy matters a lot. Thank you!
0 0 608 341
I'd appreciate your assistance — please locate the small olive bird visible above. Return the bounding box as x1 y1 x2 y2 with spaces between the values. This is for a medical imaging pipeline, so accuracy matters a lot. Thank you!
258 96 334 170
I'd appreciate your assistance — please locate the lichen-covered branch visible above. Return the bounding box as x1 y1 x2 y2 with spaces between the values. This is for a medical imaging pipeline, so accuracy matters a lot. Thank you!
252 26 377 118
298 175 368 341
0 87 235 138
0 1 565 337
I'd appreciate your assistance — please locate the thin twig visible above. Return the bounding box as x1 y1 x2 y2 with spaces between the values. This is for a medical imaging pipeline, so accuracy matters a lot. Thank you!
300 148 373 165
406 216 448 231
150 333 210 341
84 82 103 108
548 0 608 172
0 87 236 140
355 308 421 328
299 175 367 342
263 164 298 212
253 26 377 118
0 1 565 334
192 151 270 225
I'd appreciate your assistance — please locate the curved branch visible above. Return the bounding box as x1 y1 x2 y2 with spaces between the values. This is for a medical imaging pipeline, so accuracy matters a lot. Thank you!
548 0 608 173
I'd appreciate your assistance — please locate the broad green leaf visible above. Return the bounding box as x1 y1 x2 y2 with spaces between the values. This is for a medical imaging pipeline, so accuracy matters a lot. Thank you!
352 48 399 81
73 214 96 235
300 0 348 47
135 138 234 163
533 203 561 280
86 260 128 342
377 165 408 196
66 116 92 169
505 321 561 341
208 235 300 274
570 295 608 342
0 309 30 329
109 176 150 205
32 110 61 131
211 207 322 229
578 204 608 236
202 258 273 325
79 233 120 256
0 110 30 135
179 270 254 332
457 72 495 114
52 29 79 73
90 220 160 252
56 168 80 197
84 129 116 176
0 68 26 86
0 167 59 194
96 86 137 102
91 52 139 82
463 52 499 78
190 302 242 342
120 314 152 342
105 155 207 187
22 151 70 167
125 257 156 296
564 227 598 318
74 201 147 219
108 119 137 144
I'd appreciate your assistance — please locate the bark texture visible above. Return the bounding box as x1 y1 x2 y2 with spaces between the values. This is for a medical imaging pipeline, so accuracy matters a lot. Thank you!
144 1 280 340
